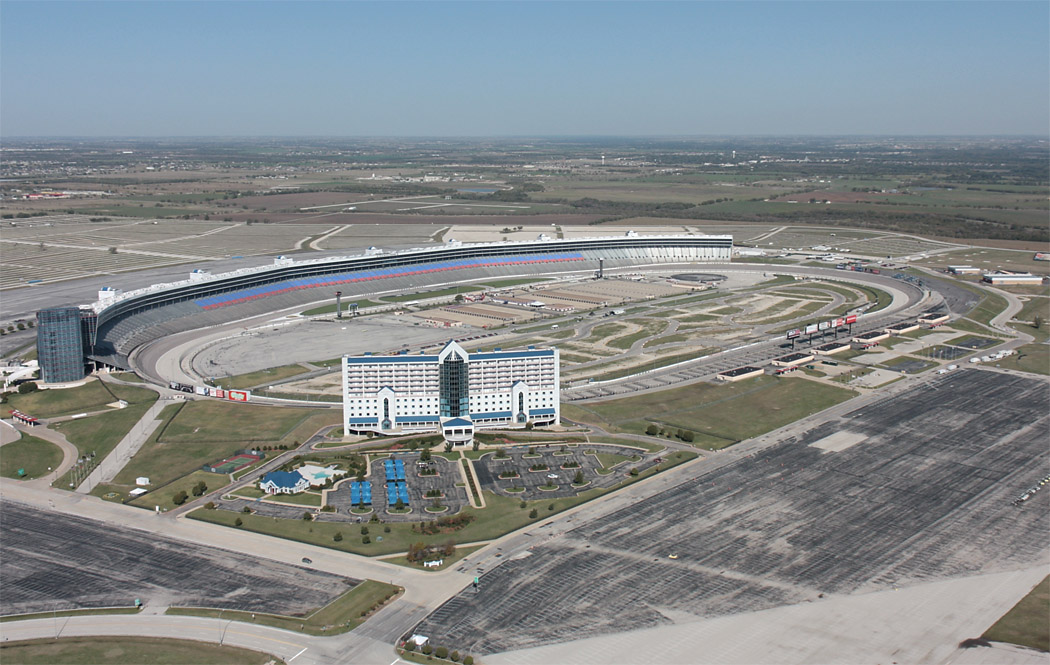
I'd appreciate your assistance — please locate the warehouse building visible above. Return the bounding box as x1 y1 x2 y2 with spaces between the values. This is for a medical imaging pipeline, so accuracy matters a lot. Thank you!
342 341 559 440
981 271 1045 286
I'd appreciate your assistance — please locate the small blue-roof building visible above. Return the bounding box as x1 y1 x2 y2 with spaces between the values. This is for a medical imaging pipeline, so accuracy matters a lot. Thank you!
259 470 310 495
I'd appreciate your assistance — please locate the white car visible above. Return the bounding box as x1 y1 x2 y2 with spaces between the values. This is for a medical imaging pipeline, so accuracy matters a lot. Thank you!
546 473 559 479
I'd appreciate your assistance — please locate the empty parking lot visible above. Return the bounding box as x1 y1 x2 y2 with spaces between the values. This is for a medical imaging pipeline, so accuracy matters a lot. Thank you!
411 369 1050 656
1 503 356 615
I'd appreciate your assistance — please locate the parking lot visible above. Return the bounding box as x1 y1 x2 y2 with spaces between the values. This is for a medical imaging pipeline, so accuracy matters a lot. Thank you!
1 503 354 615
473 444 663 500
411 370 1050 656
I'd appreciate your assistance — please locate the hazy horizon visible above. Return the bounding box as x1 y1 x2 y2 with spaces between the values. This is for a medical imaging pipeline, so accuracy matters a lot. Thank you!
2 1 1048 138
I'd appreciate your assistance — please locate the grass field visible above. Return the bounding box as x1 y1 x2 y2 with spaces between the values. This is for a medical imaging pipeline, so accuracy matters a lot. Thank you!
191 451 696 555
167 579 399 637
51 400 155 488
301 299 383 316
224 364 311 390
563 375 856 448
996 344 1050 376
381 544 487 571
129 470 221 510
4 379 155 419
982 575 1049 652
1009 294 1050 343
482 277 551 288
0 434 64 480
382 286 482 303
0 637 281 665
103 403 337 491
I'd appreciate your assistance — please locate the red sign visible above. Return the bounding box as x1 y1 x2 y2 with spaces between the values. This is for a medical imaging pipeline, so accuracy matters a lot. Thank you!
845 314 858 324
833 318 844 328
227 390 250 402
787 329 801 339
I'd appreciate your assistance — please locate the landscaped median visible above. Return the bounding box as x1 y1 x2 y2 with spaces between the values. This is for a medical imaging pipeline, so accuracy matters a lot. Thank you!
166 579 400 637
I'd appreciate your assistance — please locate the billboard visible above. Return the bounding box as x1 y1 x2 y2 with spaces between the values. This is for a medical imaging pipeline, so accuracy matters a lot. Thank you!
195 386 208 396
805 323 819 335
787 329 801 339
209 388 226 399
818 321 831 331
227 390 250 402
845 314 858 324
833 318 845 328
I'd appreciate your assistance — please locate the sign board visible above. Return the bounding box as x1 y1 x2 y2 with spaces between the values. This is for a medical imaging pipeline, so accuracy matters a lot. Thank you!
227 390 250 402
833 318 845 328
195 386 208 396
209 388 226 399
845 314 858 325
818 321 830 331
787 329 801 339
805 323 819 335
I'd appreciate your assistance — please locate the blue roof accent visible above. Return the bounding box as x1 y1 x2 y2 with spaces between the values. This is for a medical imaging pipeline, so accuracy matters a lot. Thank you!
260 470 305 489
469 410 512 419
442 417 474 427
529 408 556 416
396 415 440 423
347 417 379 425
345 355 437 364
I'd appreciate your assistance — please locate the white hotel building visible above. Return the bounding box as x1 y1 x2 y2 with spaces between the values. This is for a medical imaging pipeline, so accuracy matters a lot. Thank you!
342 341 559 440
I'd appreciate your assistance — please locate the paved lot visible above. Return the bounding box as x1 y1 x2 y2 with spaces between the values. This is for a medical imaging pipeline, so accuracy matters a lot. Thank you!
473 444 663 501
410 369 1050 656
1 503 356 615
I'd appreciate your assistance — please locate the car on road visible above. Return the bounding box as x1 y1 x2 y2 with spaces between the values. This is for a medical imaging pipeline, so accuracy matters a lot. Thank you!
668 553 679 560
547 473 559 479
301 557 312 564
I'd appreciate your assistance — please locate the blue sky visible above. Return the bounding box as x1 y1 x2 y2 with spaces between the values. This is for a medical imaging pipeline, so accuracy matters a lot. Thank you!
2 1 1047 136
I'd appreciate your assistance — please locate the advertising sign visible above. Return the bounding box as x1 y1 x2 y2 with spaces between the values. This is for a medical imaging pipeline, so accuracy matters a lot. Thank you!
818 321 831 331
833 318 845 328
195 386 208 396
845 314 858 324
787 329 801 339
227 390 250 403
209 388 226 399
805 323 819 335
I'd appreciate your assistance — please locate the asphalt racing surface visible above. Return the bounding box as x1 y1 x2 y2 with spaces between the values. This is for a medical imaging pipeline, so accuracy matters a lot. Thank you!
410 369 1050 656
1 503 356 615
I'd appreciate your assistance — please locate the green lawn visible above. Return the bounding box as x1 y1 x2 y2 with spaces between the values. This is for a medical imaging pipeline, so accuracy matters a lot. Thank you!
0 434 64 480
105 403 336 490
381 544 486 571
302 300 383 316
4 379 154 418
0 637 280 665
52 400 156 489
564 375 857 448
983 575 1049 652
129 470 221 510
382 286 482 303
191 451 697 555
168 579 399 637
265 491 323 507
996 344 1050 376
223 364 311 390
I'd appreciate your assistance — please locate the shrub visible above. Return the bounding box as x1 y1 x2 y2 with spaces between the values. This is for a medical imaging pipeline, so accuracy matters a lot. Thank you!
172 490 188 506
234 517 243 527
384 525 391 533
629 467 639 476
422 644 432 655
435 646 448 659
361 526 369 535
645 424 659 436
242 506 251 513
404 641 416 652
464 656 474 665
682 430 695 443
17 382 38 394
204 501 216 510
302 511 313 521
334 532 343 542
573 470 584 484
529 508 538 518
451 650 460 662
362 535 371 544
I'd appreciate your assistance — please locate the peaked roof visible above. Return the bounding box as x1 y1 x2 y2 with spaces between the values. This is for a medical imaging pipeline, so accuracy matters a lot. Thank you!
442 417 474 427
261 470 305 487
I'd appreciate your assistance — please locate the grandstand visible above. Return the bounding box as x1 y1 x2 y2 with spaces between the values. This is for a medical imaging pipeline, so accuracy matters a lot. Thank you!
76 235 731 369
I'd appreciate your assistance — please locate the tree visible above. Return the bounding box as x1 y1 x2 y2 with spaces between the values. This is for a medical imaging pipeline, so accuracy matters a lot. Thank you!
302 511 313 521
242 506 251 513
645 424 659 436
334 532 343 542
435 646 448 659
464 656 474 665
420 448 432 462
172 490 188 506
234 517 243 527
573 470 584 484
529 508 538 518
17 382 38 394
362 535 370 544
395 498 405 510
451 650 461 662
1034 314 1043 330
682 430 695 443
204 501 216 510
191 480 208 496
360 525 369 535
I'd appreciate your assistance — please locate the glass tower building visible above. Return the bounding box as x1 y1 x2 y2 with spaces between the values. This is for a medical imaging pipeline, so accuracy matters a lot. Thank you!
37 307 87 383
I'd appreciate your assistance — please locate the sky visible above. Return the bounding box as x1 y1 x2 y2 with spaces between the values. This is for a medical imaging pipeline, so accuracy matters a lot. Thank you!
2 1 1047 137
